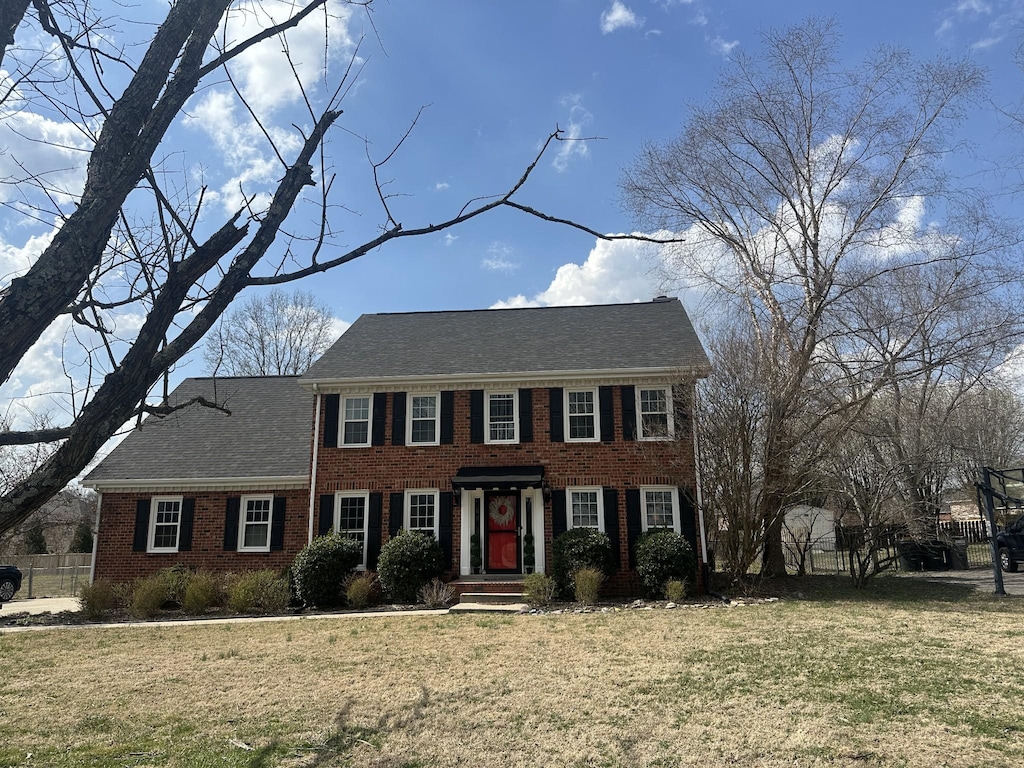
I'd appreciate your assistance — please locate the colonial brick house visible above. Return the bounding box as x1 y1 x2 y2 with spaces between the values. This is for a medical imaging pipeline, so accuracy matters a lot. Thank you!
86 298 711 594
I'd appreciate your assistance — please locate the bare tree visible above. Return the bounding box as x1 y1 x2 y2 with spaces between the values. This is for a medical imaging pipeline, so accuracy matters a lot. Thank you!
203 289 338 376
0 1 668 537
623 17 1021 576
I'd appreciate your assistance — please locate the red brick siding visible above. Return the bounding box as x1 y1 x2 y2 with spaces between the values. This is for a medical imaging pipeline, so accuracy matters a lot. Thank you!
315 386 701 594
94 488 309 583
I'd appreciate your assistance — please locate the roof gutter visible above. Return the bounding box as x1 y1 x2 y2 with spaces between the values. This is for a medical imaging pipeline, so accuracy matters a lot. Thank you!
84 475 309 491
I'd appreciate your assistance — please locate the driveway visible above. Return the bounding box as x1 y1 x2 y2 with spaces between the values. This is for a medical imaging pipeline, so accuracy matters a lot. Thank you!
0 596 80 616
904 566 1024 595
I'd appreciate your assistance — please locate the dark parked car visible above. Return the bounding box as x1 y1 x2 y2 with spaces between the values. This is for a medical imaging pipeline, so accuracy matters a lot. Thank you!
997 514 1024 573
0 564 22 603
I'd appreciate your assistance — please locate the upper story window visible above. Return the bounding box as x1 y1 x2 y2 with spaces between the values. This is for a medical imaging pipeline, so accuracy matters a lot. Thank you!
336 491 369 567
565 388 598 442
342 395 371 447
149 496 182 552
567 487 604 531
406 490 439 537
238 495 272 552
485 391 518 444
641 486 680 532
637 387 673 440
408 393 440 445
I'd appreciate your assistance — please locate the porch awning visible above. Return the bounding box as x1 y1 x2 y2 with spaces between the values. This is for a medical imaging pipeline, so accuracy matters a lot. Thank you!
452 465 545 491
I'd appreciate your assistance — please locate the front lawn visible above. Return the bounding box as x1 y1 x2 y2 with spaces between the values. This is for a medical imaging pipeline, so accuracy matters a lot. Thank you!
1 577 1022 767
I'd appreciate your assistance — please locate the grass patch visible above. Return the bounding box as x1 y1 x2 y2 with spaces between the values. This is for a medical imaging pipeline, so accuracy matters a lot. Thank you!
2 584 1023 766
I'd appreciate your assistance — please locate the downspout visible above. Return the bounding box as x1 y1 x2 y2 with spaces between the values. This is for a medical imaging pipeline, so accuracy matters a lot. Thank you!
307 387 322 545
89 492 102 585
692 390 727 603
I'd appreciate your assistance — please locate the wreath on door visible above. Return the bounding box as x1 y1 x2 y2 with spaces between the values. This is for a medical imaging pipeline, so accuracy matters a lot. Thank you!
489 496 515 527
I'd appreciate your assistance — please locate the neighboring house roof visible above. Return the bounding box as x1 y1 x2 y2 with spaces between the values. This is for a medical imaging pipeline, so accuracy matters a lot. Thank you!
301 297 709 385
84 376 312 489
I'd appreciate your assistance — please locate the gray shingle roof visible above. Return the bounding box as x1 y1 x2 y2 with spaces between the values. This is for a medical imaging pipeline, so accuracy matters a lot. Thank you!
84 376 312 485
301 298 709 382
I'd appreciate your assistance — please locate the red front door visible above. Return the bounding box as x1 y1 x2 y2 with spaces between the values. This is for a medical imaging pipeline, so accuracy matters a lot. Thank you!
485 492 520 573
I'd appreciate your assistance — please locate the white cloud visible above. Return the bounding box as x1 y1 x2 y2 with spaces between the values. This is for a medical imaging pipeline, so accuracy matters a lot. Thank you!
600 1 643 34
0 229 54 285
442 233 459 247
708 35 739 57
435 182 450 191
493 236 674 309
552 94 593 173
482 256 518 272
957 0 991 13
328 317 351 340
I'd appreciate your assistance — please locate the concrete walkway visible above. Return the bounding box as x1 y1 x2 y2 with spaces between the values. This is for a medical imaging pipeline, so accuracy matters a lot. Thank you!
0 596 80 617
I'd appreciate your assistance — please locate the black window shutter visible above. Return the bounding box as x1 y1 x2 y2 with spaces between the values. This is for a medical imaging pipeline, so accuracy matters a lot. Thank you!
318 494 335 536
673 385 690 439
469 390 484 444
132 499 150 552
679 486 698 554
551 491 567 539
178 498 195 551
549 387 564 443
324 394 340 448
621 385 637 441
603 488 620 571
625 489 642 567
519 388 533 443
388 492 405 537
224 497 241 551
439 492 454 569
440 391 455 444
270 497 286 551
392 392 407 446
599 386 615 443
372 393 387 446
367 493 383 568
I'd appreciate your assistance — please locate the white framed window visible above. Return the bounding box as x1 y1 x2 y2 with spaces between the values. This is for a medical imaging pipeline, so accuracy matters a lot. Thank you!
405 489 439 537
336 491 370 568
565 388 599 442
238 495 273 552
637 386 673 440
640 486 681 532
341 395 371 447
407 393 440 446
148 496 182 553
485 391 518 444
567 487 604 531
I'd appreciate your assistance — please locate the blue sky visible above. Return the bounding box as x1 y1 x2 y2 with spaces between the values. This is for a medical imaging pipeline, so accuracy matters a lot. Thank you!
2 0 1024 434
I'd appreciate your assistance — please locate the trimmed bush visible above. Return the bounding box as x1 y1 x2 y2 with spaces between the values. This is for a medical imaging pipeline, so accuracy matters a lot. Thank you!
573 567 604 605
228 569 290 614
551 528 614 597
344 572 379 610
291 533 364 608
78 579 116 620
635 530 696 598
418 578 456 609
130 572 171 619
376 530 444 604
522 572 556 607
664 579 688 602
182 571 223 615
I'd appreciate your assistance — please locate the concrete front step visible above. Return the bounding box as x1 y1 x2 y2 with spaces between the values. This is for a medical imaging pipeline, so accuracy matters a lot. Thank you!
458 591 524 605
449 602 526 614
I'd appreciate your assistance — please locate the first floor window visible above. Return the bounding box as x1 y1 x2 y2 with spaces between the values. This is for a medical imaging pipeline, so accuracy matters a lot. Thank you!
638 387 672 439
239 495 272 551
407 490 438 536
641 487 680 532
568 488 603 530
566 389 597 441
409 394 439 444
342 395 371 446
337 492 369 566
486 392 517 443
149 496 182 552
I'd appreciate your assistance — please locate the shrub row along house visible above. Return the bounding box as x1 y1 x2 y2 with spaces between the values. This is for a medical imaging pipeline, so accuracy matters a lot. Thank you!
85 298 711 594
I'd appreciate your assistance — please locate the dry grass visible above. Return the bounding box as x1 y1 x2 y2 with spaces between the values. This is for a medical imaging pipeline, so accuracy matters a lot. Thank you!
2 577 1023 767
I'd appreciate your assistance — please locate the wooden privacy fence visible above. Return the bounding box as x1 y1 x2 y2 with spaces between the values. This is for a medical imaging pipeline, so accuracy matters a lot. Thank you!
6 553 91 598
